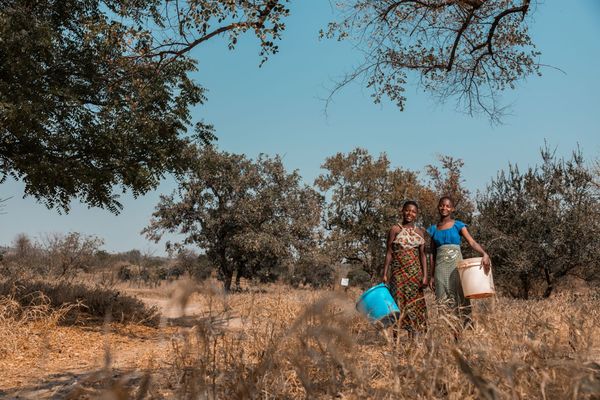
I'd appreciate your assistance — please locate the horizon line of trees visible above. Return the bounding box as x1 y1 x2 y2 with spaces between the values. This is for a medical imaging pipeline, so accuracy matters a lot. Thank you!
3 144 599 299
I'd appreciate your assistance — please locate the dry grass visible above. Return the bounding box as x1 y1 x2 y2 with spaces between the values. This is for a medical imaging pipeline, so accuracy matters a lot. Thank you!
2 280 599 399
0 291 75 360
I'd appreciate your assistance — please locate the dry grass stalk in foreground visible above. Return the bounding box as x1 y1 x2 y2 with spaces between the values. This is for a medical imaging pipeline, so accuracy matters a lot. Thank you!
5 281 600 399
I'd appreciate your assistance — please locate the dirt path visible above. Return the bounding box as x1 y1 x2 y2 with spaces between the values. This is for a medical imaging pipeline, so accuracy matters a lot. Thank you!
0 287 207 399
0 282 250 399
0 321 176 399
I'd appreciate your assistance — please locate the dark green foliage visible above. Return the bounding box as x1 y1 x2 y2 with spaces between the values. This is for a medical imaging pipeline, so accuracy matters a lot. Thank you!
0 0 289 212
476 146 600 298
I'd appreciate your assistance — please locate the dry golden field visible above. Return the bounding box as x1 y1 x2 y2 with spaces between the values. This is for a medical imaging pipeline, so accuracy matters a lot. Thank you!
1 278 599 399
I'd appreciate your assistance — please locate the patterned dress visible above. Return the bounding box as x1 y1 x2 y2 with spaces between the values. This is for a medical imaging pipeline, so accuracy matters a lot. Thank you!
388 225 427 332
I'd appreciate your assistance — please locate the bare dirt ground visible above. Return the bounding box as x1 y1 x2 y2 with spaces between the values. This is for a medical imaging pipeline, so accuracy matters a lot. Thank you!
0 278 262 399
0 282 214 399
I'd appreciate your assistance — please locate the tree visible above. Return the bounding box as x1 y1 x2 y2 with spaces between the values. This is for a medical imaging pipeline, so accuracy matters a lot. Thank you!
0 0 289 212
476 145 600 298
315 148 434 278
3 233 41 274
43 232 105 278
425 154 475 225
143 147 321 291
176 250 212 281
323 0 540 122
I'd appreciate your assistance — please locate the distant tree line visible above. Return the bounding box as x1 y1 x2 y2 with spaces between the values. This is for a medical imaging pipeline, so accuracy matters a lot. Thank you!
2 144 598 298
142 144 600 297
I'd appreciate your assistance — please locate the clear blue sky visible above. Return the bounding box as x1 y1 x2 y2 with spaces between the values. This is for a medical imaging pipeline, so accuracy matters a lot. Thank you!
2 1 599 255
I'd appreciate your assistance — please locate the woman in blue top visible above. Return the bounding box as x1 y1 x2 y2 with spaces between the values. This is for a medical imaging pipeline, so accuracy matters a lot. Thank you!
427 196 491 322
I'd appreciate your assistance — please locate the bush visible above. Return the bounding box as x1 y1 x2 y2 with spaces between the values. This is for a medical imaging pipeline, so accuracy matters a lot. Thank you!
0 279 160 326
347 266 372 290
176 250 212 281
43 232 104 278
1 233 47 276
167 263 185 279
117 263 133 281
475 146 600 299
287 252 335 288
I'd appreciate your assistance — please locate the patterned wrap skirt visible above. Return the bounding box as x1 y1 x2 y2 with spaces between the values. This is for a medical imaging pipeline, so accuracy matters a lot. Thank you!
434 244 471 318
388 246 427 332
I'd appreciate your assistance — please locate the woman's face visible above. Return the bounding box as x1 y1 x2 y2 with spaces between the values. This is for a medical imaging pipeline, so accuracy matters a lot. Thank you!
402 204 418 223
438 198 454 217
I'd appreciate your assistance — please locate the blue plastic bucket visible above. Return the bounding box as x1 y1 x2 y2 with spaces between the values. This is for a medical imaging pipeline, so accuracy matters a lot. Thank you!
356 283 400 326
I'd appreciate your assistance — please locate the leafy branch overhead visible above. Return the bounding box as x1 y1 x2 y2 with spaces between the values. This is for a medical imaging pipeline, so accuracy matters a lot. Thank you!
127 0 290 66
324 0 540 122
0 0 289 213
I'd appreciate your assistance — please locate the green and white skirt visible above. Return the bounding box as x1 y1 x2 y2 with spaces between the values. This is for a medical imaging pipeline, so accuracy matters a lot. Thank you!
434 244 471 317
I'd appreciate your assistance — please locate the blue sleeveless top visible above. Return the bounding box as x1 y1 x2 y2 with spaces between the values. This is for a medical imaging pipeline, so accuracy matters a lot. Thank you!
427 220 466 247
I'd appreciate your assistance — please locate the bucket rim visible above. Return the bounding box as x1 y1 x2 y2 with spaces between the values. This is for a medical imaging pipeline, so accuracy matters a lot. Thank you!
457 257 484 269
357 283 388 298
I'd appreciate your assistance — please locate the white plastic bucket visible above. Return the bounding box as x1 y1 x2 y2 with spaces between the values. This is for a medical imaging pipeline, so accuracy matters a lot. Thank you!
457 257 495 299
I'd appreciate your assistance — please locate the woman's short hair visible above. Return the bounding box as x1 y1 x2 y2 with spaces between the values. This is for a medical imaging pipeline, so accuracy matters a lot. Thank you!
402 200 419 210
438 195 455 206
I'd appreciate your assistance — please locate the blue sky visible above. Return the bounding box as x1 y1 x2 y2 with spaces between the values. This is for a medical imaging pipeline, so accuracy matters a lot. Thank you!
2 1 599 254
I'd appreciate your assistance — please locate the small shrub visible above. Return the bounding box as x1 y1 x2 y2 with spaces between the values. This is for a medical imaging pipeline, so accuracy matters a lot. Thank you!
117 263 133 281
0 279 159 326
288 261 335 288
43 232 104 278
347 266 371 290
167 263 185 279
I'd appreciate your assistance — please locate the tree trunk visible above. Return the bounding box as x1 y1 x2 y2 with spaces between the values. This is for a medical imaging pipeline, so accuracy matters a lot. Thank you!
543 265 553 298
218 246 233 292
235 266 242 290
520 273 530 300
223 271 233 292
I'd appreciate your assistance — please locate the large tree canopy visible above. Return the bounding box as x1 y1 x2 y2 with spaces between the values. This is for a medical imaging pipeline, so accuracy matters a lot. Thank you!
324 0 539 122
315 148 435 277
0 0 289 212
143 147 321 291
475 146 600 299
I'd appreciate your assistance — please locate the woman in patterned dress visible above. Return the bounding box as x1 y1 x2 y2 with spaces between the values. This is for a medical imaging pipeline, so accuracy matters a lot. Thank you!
427 196 491 323
382 200 429 335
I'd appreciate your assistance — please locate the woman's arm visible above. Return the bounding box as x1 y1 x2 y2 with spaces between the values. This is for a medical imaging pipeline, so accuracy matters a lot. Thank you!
419 243 428 287
429 237 436 290
382 225 400 284
460 227 491 273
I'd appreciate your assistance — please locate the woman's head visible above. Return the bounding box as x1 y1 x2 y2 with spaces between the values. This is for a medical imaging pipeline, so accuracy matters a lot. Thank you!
401 200 419 223
437 196 455 217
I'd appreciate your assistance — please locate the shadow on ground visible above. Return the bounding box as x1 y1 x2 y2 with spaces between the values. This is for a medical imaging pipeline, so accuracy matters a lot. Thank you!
0 369 145 400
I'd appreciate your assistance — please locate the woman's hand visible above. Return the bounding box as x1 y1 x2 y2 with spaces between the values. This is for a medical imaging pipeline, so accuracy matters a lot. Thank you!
428 278 435 291
481 253 491 274
421 275 429 289
383 273 389 284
